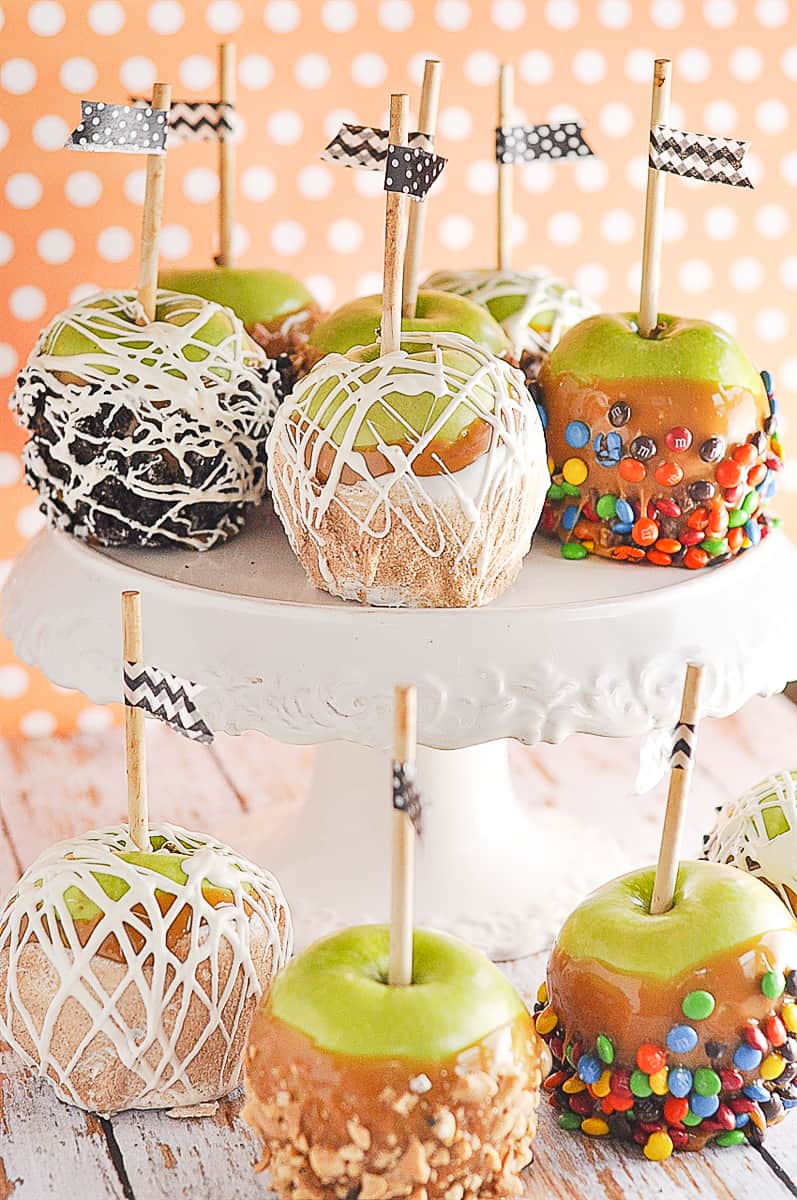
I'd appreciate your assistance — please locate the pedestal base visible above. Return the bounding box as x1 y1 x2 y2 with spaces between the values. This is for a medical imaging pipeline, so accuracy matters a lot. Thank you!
245 739 627 959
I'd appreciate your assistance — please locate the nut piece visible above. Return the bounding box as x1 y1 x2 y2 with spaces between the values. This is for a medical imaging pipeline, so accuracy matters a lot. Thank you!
451 1070 499 1104
430 1108 456 1145
346 1119 372 1151
394 1138 431 1185
360 1174 389 1200
308 1146 346 1182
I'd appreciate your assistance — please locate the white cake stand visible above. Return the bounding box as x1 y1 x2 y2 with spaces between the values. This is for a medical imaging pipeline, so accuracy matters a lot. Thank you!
4 503 797 958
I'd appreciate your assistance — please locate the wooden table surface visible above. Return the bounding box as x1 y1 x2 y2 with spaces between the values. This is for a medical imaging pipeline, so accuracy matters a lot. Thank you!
2 697 797 1200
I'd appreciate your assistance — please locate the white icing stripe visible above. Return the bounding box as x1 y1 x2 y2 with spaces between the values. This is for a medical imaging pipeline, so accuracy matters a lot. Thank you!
423 269 597 357
0 823 292 1112
704 771 797 911
266 331 548 601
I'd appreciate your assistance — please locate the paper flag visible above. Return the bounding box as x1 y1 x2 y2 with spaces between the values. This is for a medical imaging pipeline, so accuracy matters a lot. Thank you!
66 101 168 154
321 123 433 168
123 662 214 743
495 122 594 163
392 760 423 836
649 123 753 188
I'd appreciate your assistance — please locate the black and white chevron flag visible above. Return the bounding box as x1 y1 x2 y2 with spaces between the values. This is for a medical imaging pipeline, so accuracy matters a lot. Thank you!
649 123 753 188
123 662 214 744
66 101 168 154
393 760 423 837
321 123 434 168
495 122 594 164
132 98 235 143
670 722 696 771
636 720 698 791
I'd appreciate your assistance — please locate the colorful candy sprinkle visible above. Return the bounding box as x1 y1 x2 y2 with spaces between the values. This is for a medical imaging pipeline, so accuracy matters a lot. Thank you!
637 1044 666 1075
682 1109 703 1127
630 1070 653 1098
596 495 617 521
693 1068 721 1097
535 1008 558 1036
655 462 683 487
596 1034 615 1065
666 426 692 452
733 1043 763 1072
760 1054 786 1081
716 1130 746 1147
650 1067 669 1096
561 504 580 531
664 1095 689 1124
608 402 631 427
762 970 786 999
699 436 725 463
536 981 548 1005
668 1067 693 1098
581 1117 609 1137
643 1131 673 1161
783 1003 797 1032
561 543 588 561
682 990 715 1020
565 420 590 449
618 457 646 483
690 1092 719 1118
577 1054 602 1085
562 457 588 486
558 1112 582 1131
666 1025 699 1054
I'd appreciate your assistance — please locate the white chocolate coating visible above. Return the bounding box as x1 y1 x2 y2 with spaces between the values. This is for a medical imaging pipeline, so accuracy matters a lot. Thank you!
10 289 280 550
267 331 548 607
0 823 292 1115
705 771 797 914
423 269 597 357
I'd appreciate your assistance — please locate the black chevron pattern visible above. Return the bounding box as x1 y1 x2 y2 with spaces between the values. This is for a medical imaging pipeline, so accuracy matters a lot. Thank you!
131 98 235 143
649 123 753 188
123 662 214 743
670 722 696 771
321 124 434 169
393 761 423 837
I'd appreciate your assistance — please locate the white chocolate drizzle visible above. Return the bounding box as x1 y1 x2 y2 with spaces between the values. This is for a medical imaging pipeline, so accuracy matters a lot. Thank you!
0 822 292 1113
267 331 548 605
705 772 797 913
423 269 597 356
10 289 280 550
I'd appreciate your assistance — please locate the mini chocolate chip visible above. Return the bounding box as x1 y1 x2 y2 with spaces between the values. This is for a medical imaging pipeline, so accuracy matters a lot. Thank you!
634 1098 662 1123
630 435 657 461
778 1063 797 1086
781 1038 797 1063
699 436 725 463
609 402 631 427
751 431 767 454
608 1114 633 1141
785 970 797 996
688 479 716 502
705 1041 727 1059
761 1094 784 1122
764 416 778 436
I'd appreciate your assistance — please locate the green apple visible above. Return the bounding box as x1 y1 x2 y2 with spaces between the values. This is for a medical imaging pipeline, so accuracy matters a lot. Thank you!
423 269 596 342
62 848 235 924
545 312 765 395
158 267 314 331
268 924 524 1061
308 290 510 358
556 860 795 982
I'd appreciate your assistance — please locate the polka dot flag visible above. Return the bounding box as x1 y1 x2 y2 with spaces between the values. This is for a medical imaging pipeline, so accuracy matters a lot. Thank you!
2 0 797 735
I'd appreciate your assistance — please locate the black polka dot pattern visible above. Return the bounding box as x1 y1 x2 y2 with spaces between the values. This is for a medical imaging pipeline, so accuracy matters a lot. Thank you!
384 143 447 201
67 101 168 154
495 122 594 164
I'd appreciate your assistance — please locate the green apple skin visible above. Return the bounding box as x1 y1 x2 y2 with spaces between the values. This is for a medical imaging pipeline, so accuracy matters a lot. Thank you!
546 312 765 395
158 267 314 330
269 925 525 1062
557 860 795 982
308 290 510 358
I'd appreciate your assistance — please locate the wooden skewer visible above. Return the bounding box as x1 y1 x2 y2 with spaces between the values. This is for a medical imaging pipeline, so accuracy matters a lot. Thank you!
496 63 514 272
217 42 236 268
650 663 705 915
638 58 672 338
136 81 171 324
121 590 149 851
402 59 443 318
381 94 410 355
389 683 417 987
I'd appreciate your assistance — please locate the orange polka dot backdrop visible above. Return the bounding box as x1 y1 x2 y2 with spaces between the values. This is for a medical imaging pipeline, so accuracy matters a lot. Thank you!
1 0 796 735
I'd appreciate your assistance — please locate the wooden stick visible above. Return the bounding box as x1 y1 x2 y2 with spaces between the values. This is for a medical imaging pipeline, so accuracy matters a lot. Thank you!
136 81 171 324
402 59 442 318
121 591 149 851
217 42 235 268
381 94 410 355
389 683 417 987
638 58 671 338
496 63 514 272
650 663 705 915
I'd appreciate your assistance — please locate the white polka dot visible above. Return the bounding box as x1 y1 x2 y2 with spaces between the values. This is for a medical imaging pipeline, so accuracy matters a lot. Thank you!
351 53 386 87
297 164 332 199
704 205 738 240
295 53 330 89
65 170 102 207
625 155 648 191
624 48 655 84
782 46 797 80
1 58 37 94
519 161 555 193
147 0 184 32
703 0 736 25
305 274 336 309
239 165 275 202
321 0 356 29
730 257 764 291
519 50 553 86
32 114 68 151
679 258 712 293
435 0 470 29
781 151 797 185
265 0 300 29
781 257 797 288
599 102 633 138
464 51 499 85
465 160 496 195
0 344 18 376
356 272 383 297
572 49 607 84
327 218 364 254
379 0 414 28
545 0 579 28
0 664 29 699
729 46 762 82
271 220 306 255
573 157 608 192
353 170 385 198
408 52 442 86
651 0 683 26
237 54 271 92
598 0 631 25
0 233 13 265
707 309 738 335
179 55 215 91
232 224 250 258
267 110 302 145
573 263 608 297
6 173 42 210
491 0 526 28
0 452 21 487
755 307 788 341
37 229 74 264
757 0 788 25
20 710 57 738
663 208 687 242
76 706 114 733
59 56 97 95
324 108 358 139
119 168 144 205
548 211 582 246
756 99 789 134
0 120 8 151
438 106 472 140
88 0 125 34
69 283 100 304
28 1 65 35
601 209 634 243
436 215 472 251
160 224 192 260
678 47 711 83
97 226 134 263
703 100 738 136
10 286 46 320
17 504 46 539
181 167 218 205
119 56 156 93
206 0 242 32
755 203 790 240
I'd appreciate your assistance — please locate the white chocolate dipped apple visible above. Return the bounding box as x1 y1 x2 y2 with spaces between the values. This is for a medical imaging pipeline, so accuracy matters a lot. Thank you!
0 823 292 1116
267 330 548 608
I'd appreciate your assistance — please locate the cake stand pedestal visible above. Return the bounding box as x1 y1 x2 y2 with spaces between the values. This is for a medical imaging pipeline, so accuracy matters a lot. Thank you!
4 504 797 957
